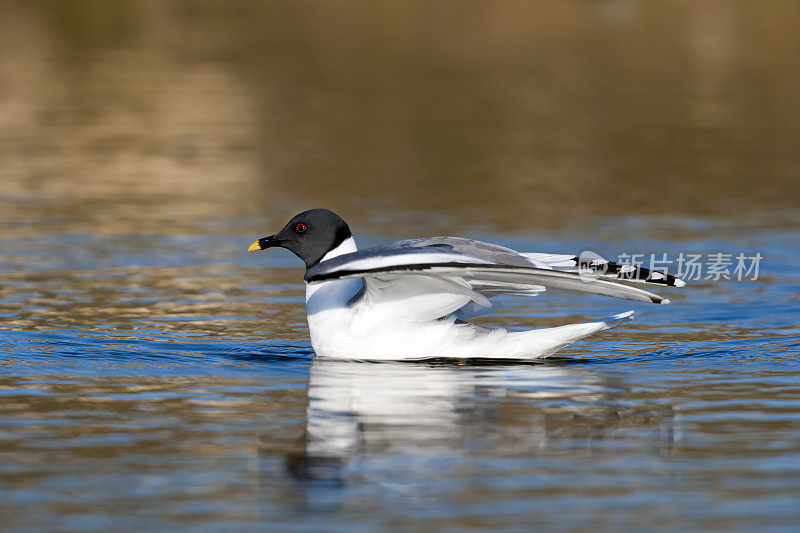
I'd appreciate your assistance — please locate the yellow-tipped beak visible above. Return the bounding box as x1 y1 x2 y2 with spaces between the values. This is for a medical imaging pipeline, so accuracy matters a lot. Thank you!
248 240 262 252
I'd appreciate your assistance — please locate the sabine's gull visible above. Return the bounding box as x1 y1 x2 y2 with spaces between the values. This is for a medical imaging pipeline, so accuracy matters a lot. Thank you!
248 209 685 360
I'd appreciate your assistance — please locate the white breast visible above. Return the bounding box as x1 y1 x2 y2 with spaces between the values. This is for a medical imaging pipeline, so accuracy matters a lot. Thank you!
305 237 363 356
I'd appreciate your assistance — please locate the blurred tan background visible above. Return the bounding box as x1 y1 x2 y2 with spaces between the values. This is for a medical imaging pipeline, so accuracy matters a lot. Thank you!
1 0 798 238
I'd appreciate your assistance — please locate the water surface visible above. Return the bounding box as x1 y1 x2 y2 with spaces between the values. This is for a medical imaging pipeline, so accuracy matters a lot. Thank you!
2 216 798 531
1 2 800 531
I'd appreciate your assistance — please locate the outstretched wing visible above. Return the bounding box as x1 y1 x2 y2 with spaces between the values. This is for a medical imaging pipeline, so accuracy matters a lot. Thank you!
305 240 677 322
395 237 686 288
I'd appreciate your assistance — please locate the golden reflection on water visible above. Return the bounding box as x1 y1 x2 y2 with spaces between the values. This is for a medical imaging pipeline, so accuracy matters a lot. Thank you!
1 1 799 239
1 260 307 338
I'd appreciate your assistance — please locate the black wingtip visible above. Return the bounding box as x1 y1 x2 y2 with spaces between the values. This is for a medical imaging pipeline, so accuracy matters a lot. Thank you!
575 256 685 287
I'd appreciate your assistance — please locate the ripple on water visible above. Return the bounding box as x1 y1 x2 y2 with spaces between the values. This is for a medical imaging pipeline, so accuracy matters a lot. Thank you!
1 223 799 531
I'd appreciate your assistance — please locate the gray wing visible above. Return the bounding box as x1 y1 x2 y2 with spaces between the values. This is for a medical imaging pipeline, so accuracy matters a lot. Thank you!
305 238 679 322
311 238 549 297
397 237 686 287
393 237 547 268
306 238 548 320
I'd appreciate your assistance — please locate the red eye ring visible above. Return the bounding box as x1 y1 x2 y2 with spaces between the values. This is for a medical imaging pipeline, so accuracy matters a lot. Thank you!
296 223 307 233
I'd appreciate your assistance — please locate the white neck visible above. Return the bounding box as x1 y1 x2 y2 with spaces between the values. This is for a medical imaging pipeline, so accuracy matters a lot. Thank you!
318 236 358 263
305 237 360 312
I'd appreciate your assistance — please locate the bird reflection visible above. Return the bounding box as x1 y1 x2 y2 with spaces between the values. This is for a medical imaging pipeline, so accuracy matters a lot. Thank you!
284 358 677 484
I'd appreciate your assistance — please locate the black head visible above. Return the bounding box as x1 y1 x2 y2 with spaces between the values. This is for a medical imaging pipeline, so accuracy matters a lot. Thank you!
248 209 352 268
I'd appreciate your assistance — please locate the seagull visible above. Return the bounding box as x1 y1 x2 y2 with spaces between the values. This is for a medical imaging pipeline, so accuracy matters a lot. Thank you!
248 209 685 360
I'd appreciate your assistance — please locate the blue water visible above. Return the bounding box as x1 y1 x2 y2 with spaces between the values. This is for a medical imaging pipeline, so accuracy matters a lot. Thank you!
1 215 799 531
